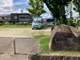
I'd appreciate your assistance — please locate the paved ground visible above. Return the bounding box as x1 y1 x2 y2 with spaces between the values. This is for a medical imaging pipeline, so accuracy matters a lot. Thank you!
0 37 39 60
0 28 51 60
0 28 51 37
15 38 39 54
0 37 14 55
0 54 28 60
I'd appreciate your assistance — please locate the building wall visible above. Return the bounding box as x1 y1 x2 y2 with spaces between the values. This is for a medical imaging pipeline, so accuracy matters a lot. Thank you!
0 15 11 22
0 13 33 23
11 14 18 23
11 13 33 23
19 14 32 22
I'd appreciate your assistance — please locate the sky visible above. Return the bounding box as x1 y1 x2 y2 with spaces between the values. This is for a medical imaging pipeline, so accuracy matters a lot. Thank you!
0 0 52 18
0 0 79 18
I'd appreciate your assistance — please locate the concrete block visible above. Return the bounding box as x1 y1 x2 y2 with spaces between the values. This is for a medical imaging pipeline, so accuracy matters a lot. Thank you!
15 38 39 55
13 55 28 60
0 37 14 55
0 54 28 60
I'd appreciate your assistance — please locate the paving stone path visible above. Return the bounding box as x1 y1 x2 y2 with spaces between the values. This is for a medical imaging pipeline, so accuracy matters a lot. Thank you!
0 37 39 60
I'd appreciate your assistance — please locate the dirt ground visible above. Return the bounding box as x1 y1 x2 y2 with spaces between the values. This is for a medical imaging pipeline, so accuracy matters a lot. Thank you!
0 28 51 38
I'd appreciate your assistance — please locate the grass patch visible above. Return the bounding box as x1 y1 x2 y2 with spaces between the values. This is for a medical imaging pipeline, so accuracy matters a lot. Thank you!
50 50 80 56
40 36 50 53
34 34 51 53
78 27 80 30
0 24 32 28
34 33 80 55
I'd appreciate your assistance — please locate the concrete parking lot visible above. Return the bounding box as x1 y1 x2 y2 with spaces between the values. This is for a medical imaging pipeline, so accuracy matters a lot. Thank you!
0 28 51 37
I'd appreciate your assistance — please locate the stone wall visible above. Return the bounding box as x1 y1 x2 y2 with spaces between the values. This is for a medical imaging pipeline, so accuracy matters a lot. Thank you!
30 55 80 60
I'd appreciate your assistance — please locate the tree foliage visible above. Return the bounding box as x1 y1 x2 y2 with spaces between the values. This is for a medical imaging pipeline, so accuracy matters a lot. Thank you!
43 0 72 24
27 0 46 16
73 0 80 16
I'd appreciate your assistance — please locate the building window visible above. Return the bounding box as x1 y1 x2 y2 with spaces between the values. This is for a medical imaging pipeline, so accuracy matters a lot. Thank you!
26 17 28 19
2 17 5 19
20 17 25 19
14 16 17 19
0 17 2 19
5 17 7 19
7 17 11 19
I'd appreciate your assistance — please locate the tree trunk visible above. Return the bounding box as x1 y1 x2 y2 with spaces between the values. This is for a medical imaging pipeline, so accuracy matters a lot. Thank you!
70 3 73 19
60 5 67 24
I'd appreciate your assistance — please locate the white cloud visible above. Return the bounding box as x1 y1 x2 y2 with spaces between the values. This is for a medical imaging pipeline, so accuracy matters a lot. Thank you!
0 0 13 15
0 0 13 8
13 9 29 13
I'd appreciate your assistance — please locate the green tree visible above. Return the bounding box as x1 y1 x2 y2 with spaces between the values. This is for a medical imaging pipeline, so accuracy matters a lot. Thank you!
73 0 80 17
27 0 46 16
43 0 72 24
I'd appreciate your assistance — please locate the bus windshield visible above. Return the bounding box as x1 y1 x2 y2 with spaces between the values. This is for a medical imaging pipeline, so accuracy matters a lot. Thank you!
33 17 42 23
33 20 42 23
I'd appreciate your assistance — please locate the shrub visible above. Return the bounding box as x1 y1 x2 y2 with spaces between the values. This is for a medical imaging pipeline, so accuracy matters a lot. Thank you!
51 22 60 31
67 18 76 27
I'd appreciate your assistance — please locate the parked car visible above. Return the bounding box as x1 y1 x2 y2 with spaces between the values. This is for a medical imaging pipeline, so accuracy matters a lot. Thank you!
32 16 44 29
